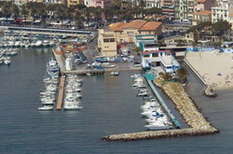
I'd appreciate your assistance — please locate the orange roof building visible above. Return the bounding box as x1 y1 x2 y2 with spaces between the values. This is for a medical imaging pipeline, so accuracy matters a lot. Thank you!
108 20 162 32
105 20 162 44
192 10 212 25
139 22 162 31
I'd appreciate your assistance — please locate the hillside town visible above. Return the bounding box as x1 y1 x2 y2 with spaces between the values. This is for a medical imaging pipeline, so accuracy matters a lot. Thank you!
0 0 233 152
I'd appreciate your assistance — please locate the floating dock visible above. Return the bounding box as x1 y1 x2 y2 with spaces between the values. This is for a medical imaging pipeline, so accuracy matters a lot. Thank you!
56 75 65 110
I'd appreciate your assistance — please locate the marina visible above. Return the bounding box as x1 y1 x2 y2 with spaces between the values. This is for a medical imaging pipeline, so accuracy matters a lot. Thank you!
0 48 232 153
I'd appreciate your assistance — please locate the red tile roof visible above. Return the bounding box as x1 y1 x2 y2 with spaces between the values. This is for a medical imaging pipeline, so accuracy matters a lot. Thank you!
121 20 146 29
139 22 162 31
108 20 162 31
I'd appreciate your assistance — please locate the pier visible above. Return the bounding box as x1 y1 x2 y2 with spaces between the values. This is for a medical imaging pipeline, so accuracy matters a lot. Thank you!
64 69 105 75
56 75 65 110
64 67 142 75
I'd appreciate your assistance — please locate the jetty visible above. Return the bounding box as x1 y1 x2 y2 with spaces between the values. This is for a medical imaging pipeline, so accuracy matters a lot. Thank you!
64 69 105 75
102 76 219 141
56 75 65 110
64 67 141 75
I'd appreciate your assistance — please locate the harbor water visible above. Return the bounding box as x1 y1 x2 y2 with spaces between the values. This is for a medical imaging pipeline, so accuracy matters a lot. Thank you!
0 48 233 154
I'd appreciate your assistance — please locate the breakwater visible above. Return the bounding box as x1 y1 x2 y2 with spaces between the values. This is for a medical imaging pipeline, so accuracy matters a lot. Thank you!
103 128 217 141
102 77 219 141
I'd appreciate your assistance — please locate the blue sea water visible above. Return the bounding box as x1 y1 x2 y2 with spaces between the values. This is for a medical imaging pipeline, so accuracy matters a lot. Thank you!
0 48 233 154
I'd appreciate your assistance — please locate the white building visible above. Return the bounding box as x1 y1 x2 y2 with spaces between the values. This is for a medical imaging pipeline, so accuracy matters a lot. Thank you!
122 0 161 8
176 0 196 21
211 0 233 28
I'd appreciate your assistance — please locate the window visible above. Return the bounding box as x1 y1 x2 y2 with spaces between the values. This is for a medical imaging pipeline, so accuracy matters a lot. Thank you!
103 38 115 42
103 39 109 42
109 38 115 42
152 53 158 57
144 54 150 58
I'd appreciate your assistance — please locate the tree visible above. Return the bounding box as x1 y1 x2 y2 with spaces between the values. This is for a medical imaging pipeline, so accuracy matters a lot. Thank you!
212 21 231 35
160 72 172 81
134 47 141 55
21 4 29 19
212 21 232 42
176 68 188 83
0 1 19 18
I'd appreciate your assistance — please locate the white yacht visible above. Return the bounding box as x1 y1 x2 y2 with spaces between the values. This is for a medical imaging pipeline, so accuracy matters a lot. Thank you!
38 105 53 111
3 58 11 65
65 56 73 71
47 58 59 78
64 103 83 110
137 89 149 97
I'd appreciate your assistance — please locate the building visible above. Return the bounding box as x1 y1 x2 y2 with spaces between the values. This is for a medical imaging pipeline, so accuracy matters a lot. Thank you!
44 0 65 4
135 34 158 49
176 0 196 21
108 20 162 43
211 0 233 28
97 29 117 57
122 0 161 8
194 0 216 12
160 0 176 19
84 0 111 8
97 20 162 57
67 0 82 7
192 10 211 25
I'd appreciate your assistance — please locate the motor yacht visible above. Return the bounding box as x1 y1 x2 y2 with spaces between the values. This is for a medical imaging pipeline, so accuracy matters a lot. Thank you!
64 103 83 110
137 89 149 97
38 105 53 111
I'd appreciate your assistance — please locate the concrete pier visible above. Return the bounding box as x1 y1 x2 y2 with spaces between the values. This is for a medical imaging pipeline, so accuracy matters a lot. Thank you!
56 76 65 110
64 67 142 75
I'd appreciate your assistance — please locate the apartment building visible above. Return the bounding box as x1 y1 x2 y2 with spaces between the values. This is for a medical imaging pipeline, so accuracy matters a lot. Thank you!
97 29 117 57
192 10 211 25
160 0 176 19
211 0 233 28
194 0 216 11
84 0 111 8
122 0 161 8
